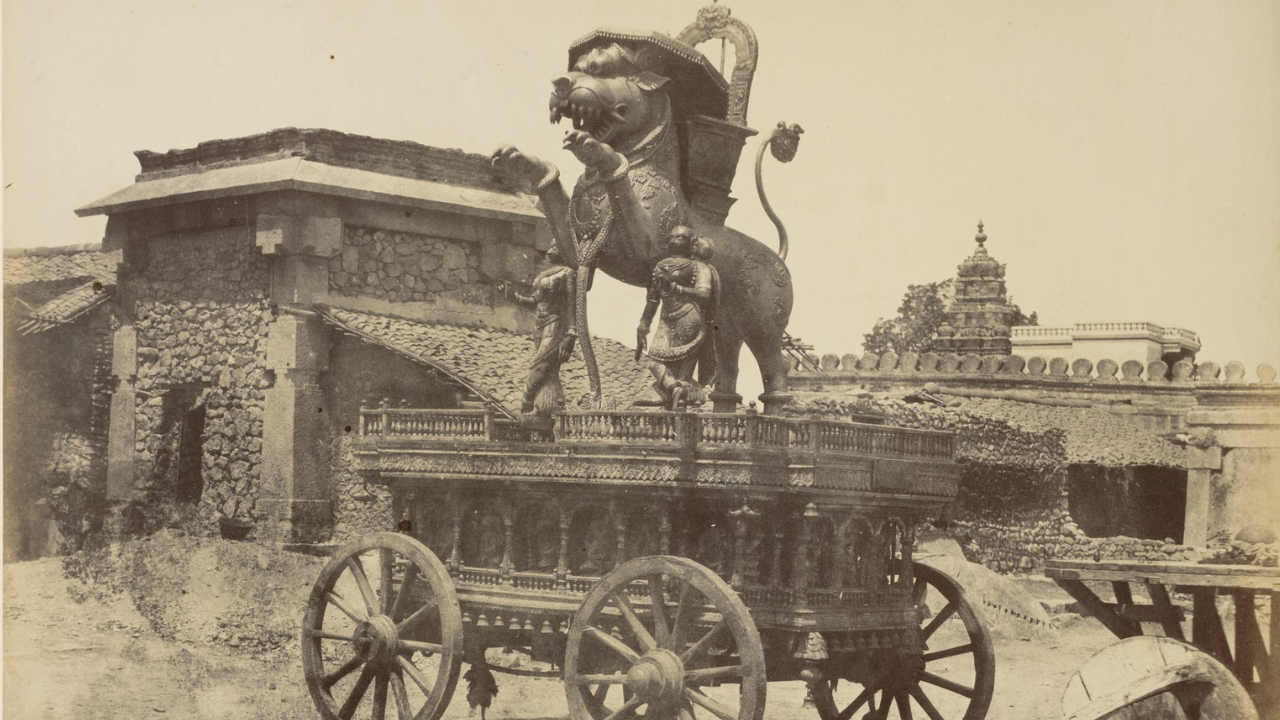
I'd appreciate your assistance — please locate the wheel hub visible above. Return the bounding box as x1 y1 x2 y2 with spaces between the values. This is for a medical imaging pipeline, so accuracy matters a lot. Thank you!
625 648 685 708
353 615 399 667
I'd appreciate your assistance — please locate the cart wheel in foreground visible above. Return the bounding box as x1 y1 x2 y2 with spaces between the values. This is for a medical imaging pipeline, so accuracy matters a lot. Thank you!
813 562 994 720
565 555 767 720
303 532 463 720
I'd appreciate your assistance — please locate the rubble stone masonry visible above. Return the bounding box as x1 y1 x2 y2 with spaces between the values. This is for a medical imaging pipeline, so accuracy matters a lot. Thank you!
131 226 271 531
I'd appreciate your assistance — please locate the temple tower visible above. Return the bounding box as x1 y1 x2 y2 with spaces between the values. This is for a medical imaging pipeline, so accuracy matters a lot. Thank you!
932 221 1016 356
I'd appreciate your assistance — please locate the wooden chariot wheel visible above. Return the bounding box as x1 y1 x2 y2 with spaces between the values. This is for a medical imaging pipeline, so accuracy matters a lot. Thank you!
564 555 768 720
813 562 995 720
302 532 463 720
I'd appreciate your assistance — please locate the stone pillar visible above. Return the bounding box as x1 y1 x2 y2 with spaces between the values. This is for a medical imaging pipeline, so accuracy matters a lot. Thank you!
106 326 138 503
258 312 332 542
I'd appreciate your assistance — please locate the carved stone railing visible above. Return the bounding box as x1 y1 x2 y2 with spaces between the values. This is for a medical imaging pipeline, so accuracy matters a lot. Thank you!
357 407 955 461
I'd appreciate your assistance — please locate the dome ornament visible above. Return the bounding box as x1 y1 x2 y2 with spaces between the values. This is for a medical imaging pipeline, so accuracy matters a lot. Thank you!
975 220 987 247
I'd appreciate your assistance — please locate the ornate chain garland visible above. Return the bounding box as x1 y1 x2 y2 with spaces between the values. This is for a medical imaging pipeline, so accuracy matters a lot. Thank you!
571 205 614 407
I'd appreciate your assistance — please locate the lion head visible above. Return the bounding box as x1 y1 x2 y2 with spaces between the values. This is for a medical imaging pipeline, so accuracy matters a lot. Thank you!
549 42 672 146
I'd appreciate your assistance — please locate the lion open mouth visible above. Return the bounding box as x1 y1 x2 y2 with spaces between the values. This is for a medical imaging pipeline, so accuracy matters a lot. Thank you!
550 94 626 143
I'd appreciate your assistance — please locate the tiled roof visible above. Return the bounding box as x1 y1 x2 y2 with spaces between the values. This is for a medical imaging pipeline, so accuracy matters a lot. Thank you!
3 245 119 286
315 305 653 417
17 280 115 335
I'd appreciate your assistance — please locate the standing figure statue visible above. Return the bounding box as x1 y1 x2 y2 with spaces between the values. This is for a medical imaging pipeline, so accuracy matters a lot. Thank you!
513 246 577 416
636 226 719 409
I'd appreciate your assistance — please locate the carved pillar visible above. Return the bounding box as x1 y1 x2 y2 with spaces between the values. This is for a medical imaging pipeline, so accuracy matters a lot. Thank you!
729 503 759 591
659 502 672 556
831 518 849 590
501 501 516 585
449 503 463 574
792 503 819 606
770 522 785 589
612 501 627 569
556 505 570 590
901 519 916 590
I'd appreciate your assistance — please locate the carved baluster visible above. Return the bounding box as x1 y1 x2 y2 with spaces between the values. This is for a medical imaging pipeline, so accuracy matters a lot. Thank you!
556 505 570 591
729 503 759 592
792 503 820 607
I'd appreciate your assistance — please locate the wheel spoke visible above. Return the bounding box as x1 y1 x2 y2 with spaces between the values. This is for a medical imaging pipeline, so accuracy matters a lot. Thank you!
396 655 434 697
912 576 928 605
399 639 443 655
684 665 743 684
681 620 728 665
591 682 610 705
677 704 696 720
396 598 439 635
922 642 975 663
584 625 641 663
372 668 389 720
919 671 973 699
601 695 645 720
836 682 880 720
379 549 395 615
896 689 913 720
339 663 377 720
909 686 945 720
684 687 737 720
610 591 656 652
327 591 368 624
390 671 412 719
324 653 367 689
348 557 380 617
306 628 354 643
670 583 699 650
573 673 628 685
648 575 670 648
389 567 418 623
920 603 957 641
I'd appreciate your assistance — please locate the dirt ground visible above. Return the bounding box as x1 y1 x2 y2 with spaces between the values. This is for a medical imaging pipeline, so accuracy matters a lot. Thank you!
3 536 1125 720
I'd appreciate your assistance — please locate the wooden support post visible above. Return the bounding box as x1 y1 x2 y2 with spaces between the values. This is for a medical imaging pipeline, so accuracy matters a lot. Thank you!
1191 590 1233 668
1057 579 1142 638
1145 582 1186 641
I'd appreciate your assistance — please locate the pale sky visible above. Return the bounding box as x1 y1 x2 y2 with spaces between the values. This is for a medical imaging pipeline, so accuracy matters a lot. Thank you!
5 0 1279 397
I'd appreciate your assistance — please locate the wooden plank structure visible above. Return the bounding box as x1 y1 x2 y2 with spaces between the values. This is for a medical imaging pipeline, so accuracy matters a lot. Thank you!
1045 559 1279 716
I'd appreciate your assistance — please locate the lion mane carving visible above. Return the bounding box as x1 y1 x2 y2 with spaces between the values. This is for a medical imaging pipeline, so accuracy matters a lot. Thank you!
492 21 800 413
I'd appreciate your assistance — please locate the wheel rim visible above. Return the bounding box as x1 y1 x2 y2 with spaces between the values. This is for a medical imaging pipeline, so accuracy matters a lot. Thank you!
303 532 463 720
564 555 767 720
813 562 995 720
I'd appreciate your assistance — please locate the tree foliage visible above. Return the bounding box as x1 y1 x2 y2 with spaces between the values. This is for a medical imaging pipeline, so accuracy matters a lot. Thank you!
862 279 1037 355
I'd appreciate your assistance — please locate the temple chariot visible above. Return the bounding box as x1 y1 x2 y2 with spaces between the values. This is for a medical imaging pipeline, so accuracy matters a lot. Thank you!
301 5 995 720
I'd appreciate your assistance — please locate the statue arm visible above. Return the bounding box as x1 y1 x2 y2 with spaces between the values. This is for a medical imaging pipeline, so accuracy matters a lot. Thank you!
636 279 661 361
534 173 581 270
601 160 662 259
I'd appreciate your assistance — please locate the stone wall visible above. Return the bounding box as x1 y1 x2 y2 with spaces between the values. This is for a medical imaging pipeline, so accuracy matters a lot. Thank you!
3 309 115 559
130 226 271 534
328 226 482 303
791 396 1201 573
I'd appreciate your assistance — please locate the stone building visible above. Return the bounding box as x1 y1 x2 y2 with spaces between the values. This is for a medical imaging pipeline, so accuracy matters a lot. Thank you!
51 127 649 548
931 222 1018 357
3 244 120 559
1011 322 1200 367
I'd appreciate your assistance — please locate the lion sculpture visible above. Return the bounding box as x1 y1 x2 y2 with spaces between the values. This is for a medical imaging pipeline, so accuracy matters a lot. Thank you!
493 24 800 414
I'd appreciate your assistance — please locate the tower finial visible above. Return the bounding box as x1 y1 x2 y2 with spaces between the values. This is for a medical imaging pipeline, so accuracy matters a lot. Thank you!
975 220 986 247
